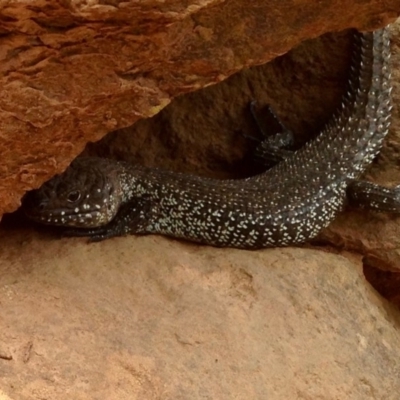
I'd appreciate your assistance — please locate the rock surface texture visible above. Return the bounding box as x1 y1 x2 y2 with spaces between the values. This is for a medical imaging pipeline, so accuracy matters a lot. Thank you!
1 3 400 399
1 229 400 399
0 0 399 215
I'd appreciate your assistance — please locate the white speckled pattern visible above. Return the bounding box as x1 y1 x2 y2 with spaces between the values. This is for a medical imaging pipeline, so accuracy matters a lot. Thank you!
23 28 393 249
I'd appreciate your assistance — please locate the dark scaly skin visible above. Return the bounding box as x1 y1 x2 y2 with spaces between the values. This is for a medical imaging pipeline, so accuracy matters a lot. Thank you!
23 28 395 249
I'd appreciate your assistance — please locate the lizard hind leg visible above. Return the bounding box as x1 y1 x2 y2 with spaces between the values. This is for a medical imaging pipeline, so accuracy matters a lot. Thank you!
63 197 155 242
247 100 296 167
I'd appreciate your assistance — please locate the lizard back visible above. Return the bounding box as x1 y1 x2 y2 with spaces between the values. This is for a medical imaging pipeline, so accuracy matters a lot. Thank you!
22 28 393 249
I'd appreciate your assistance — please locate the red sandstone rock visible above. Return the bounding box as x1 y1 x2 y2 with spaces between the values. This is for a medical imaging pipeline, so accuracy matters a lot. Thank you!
1 229 400 399
0 0 399 216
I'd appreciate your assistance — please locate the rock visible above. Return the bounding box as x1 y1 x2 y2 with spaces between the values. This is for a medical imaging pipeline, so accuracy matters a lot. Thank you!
1 10 400 398
363 249 400 306
0 227 400 399
84 29 356 179
0 0 398 216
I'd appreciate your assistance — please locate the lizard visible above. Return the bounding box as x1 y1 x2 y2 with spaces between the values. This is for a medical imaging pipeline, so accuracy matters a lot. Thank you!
22 27 397 249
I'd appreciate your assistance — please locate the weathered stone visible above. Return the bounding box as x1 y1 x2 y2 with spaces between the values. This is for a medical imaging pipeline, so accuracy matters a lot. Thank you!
363 249 400 306
1 14 400 396
0 0 399 215
0 228 400 399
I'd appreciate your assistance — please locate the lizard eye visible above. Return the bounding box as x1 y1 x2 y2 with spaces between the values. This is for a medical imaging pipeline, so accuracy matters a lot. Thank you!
67 190 81 203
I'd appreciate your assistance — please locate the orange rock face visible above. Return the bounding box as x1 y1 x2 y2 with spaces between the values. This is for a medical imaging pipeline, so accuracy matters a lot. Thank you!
1 230 400 399
0 0 399 216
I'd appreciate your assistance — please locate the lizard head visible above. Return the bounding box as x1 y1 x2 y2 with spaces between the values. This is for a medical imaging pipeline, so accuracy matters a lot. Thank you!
22 157 124 228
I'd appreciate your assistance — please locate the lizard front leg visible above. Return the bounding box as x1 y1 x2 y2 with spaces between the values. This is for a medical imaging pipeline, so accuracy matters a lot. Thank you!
63 197 157 242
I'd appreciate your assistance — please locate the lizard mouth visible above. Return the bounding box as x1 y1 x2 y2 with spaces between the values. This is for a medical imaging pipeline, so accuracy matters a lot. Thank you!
22 186 117 228
24 206 107 228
